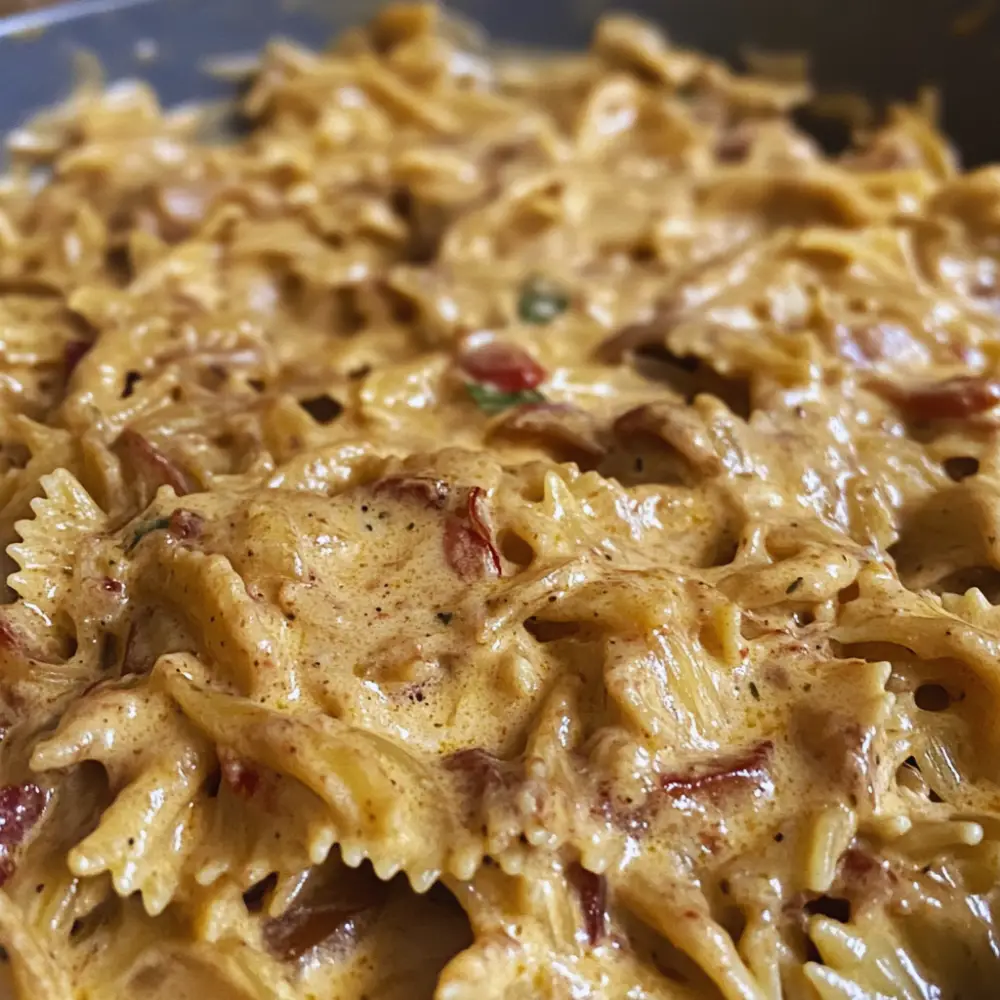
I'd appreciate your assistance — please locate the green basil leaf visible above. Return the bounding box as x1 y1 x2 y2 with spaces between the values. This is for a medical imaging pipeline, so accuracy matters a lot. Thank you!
517 276 569 325
465 383 546 415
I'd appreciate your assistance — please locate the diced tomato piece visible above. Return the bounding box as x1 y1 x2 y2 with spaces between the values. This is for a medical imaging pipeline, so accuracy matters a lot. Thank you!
458 343 546 393
0 782 47 886
566 863 608 944
887 376 1000 421
660 740 773 799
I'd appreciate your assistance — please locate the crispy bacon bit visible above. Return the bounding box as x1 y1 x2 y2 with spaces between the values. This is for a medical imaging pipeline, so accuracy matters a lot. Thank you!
444 488 502 581
882 376 1000 421
64 339 91 376
492 403 606 460
372 476 450 508
117 428 196 496
101 577 124 594
263 865 389 962
458 343 546 393
567 862 608 944
167 508 205 540
660 741 774 800
0 782 47 886
219 749 260 797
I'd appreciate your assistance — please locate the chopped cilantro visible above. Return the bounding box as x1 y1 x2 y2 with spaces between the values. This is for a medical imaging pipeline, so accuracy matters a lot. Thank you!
126 517 170 552
466 382 546 415
517 275 569 325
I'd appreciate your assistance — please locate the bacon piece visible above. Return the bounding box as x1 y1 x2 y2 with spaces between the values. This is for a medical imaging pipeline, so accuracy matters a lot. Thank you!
566 862 608 944
0 782 47 885
64 339 92 376
443 488 502 581
219 749 260 797
491 403 605 460
263 865 389 962
117 428 196 496
0 618 21 650
659 740 773 800
881 376 1000 421
614 401 723 477
458 343 546 393
372 476 450 508
836 847 897 912
167 508 204 540
466 487 494 544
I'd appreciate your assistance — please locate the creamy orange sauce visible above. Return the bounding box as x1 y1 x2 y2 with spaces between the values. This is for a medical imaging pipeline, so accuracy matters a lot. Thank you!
0 4 999 998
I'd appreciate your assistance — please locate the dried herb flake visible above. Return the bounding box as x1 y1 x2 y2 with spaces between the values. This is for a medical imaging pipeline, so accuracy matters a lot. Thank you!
466 382 546 415
518 276 569 325
126 517 171 552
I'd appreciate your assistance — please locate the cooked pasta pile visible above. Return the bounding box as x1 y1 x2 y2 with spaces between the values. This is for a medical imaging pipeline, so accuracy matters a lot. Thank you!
0 3 999 997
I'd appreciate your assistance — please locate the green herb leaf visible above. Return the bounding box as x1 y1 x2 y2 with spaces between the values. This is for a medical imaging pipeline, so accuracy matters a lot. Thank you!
126 517 171 552
466 382 546 415
517 275 569 325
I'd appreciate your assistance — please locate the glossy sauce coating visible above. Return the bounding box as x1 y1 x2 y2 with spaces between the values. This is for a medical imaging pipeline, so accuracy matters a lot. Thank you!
0 5 998 1000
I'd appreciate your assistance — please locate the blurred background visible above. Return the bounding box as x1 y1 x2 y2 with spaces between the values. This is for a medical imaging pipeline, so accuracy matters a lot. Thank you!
2 0 1000 163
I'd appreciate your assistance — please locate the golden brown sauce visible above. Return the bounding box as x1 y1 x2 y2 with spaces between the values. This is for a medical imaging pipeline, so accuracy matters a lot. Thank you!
0 4 999 997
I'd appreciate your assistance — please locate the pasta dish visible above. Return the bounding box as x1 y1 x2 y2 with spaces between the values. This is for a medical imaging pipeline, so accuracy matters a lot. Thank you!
0 4 999 997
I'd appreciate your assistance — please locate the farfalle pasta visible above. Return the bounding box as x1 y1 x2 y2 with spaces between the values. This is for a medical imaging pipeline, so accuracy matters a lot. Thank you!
0 3 999 998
